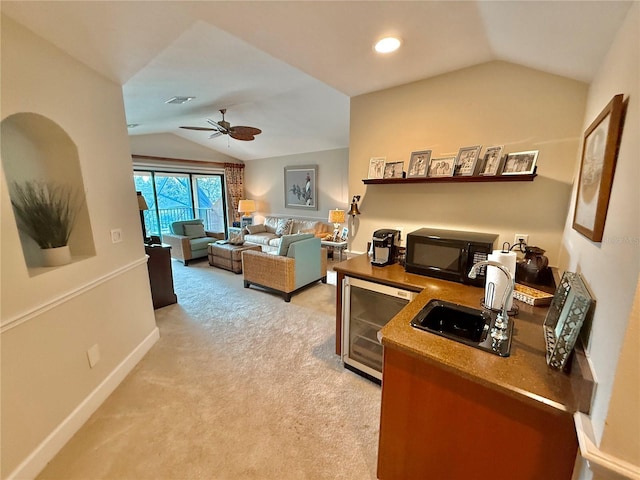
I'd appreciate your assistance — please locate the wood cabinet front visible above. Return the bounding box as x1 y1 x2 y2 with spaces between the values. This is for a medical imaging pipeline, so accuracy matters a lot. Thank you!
377 347 578 480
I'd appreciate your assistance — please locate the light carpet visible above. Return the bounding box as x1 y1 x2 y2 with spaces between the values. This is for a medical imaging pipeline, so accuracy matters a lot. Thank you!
37 259 381 480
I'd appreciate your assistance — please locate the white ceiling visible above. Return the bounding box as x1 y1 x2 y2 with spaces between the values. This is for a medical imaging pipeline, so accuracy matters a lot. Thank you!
1 1 633 161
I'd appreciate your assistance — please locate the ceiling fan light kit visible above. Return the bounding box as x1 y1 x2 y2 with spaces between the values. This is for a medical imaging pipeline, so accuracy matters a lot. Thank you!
180 109 262 141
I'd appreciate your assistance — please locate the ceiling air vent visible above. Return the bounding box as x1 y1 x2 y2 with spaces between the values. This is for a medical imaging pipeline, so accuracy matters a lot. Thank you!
165 96 195 105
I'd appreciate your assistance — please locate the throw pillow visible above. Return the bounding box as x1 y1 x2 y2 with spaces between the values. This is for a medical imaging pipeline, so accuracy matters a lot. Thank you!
246 224 266 234
228 232 244 245
276 233 314 256
183 223 206 239
275 218 293 236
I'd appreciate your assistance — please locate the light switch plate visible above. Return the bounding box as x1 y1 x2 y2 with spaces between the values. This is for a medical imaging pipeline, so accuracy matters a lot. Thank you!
111 228 122 243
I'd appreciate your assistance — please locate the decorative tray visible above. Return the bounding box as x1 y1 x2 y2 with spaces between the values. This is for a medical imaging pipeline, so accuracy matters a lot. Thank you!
513 283 554 306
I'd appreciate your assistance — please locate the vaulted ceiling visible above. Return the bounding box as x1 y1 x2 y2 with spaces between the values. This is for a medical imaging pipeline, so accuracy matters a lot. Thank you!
1 1 632 161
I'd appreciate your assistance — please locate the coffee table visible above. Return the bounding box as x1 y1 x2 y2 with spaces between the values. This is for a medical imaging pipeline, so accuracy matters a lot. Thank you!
207 242 261 273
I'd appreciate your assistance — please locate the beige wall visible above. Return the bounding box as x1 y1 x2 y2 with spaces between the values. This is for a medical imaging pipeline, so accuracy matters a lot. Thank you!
558 4 639 478
244 148 349 220
129 133 240 163
349 61 588 262
1 16 157 477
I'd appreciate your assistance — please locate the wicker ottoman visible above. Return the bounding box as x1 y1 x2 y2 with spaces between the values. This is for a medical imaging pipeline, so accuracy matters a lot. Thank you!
207 243 261 273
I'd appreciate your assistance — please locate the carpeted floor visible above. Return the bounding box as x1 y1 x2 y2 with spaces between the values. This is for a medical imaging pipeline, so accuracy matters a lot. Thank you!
37 258 381 480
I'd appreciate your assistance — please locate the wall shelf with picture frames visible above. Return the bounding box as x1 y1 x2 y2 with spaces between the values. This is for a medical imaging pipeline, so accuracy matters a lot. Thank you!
362 173 537 185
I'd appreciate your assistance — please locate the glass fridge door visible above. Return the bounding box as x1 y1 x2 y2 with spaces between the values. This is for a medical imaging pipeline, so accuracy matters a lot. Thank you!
343 277 416 380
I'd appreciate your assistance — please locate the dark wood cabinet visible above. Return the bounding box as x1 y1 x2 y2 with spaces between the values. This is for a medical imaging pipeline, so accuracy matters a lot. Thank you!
145 244 177 309
377 347 578 479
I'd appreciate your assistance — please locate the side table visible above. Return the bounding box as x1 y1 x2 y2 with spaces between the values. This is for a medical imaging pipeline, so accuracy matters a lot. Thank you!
145 243 177 309
320 240 348 262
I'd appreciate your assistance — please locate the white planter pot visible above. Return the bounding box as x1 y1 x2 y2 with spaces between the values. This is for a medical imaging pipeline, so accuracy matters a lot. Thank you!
41 245 71 267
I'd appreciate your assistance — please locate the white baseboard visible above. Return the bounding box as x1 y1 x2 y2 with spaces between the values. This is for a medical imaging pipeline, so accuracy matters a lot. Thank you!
574 412 640 480
6 327 160 480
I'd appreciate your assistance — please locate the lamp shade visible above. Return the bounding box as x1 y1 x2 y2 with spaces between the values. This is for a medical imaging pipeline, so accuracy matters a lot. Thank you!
328 209 346 225
137 192 149 210
238 199 256 215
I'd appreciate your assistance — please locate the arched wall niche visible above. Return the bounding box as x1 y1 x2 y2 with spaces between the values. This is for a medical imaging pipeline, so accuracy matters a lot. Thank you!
1 112 95 273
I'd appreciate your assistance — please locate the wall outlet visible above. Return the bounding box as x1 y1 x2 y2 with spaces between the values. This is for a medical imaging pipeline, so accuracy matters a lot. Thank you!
514 233 529 246
111 228 122 244
87 344 100 368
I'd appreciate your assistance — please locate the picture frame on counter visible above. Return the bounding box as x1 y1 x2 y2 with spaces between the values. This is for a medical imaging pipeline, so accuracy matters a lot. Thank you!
383 161 404 178
543 272 593 370
427 157 456 177
368 157 386 179
454 145 482 176
479 145 504 176
572 94 625 242
501 150 538 175
407 150 431 178
340 227 349 241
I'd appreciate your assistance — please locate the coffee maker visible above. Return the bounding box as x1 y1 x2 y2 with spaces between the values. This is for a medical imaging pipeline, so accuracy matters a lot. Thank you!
371 229 401 266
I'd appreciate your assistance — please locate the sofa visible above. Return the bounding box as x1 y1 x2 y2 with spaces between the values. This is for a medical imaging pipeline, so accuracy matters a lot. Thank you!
242 216 332 254
241 234 328 302
162 219 224 265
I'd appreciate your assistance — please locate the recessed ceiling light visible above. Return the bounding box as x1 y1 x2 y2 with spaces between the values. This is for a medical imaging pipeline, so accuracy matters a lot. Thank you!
374 37 401 54
165 96 195 105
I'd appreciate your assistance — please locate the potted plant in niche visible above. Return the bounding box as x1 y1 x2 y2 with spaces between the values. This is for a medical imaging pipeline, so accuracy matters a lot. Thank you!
10 180 81 267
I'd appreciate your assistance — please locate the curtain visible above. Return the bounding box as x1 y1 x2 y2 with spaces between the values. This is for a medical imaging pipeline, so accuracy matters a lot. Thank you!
224 163 245 225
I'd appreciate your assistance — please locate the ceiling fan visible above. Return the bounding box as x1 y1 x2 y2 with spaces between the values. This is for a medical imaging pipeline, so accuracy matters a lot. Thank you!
180 109 262 141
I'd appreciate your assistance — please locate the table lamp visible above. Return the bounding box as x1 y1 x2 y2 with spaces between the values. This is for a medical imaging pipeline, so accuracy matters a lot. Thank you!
137 191 150 243
238 199 256 227
328 208 346 241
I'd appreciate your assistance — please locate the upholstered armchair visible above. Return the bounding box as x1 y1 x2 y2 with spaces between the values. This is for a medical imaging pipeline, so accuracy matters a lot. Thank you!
162 219 224 265
241 234 328 302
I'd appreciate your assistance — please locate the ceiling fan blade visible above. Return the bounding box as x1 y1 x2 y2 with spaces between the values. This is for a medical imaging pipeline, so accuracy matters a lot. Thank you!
231 126 262 136
229 131 255 141
179 126 217 131
208 131 224 139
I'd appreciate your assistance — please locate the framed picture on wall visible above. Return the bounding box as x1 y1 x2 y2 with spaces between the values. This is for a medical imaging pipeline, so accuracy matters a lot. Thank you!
572 94 625 242
284 165 318 210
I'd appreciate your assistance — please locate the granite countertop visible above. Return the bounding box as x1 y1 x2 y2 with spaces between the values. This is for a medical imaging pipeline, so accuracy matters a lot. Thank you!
334 254 591 415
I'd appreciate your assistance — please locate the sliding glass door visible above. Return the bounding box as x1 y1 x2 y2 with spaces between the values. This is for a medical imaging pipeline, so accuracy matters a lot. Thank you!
134 170 226 237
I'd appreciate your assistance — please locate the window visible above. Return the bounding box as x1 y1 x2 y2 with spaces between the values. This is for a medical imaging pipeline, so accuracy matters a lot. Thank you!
134 170 226 237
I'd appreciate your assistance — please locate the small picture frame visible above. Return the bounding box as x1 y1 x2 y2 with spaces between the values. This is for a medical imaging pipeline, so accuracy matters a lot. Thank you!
427 157 456 177
544 272 593 370
407 150 431 178
332 228 341 241
501 151 538 175
383 161 404 179
479 146 504 176
455 145 482 176
340 227 348 242
368 157 386 179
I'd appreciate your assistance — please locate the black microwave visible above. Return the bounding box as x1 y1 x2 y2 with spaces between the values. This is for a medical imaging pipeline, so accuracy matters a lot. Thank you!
405 228 498 287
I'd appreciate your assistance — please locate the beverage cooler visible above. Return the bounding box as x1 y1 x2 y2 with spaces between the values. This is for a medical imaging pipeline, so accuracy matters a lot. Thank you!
342 277 417 382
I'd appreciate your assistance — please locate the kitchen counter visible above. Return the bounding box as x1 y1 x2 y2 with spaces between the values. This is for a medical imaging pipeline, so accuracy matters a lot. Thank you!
333 254 593 415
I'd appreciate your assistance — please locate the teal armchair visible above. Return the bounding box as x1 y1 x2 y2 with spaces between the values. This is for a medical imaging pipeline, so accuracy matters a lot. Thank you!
241 235 328 302
162 219 224 265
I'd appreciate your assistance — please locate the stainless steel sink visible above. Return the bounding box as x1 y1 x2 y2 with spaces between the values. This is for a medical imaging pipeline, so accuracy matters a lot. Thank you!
410 299 512 357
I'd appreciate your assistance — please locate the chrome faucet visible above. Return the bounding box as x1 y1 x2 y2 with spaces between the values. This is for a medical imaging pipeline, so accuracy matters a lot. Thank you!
468 260 515 341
